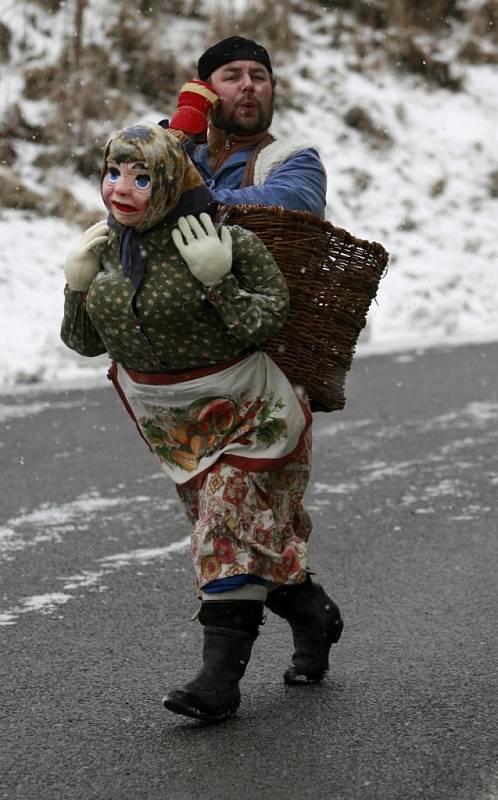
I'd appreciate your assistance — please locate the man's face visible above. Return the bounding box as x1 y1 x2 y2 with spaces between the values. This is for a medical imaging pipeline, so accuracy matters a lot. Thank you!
209 59 274 135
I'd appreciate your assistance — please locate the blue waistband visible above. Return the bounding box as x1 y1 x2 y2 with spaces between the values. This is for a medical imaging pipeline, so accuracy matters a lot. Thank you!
202 574 267 593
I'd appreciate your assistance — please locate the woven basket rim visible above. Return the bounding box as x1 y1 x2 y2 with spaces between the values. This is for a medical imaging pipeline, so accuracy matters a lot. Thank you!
222 203 389 265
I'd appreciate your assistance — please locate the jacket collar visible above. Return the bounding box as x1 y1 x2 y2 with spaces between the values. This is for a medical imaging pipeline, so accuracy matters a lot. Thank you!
207 125 271 173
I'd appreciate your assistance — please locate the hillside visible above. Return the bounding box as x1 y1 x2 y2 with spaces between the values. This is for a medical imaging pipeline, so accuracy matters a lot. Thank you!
1 0 497 387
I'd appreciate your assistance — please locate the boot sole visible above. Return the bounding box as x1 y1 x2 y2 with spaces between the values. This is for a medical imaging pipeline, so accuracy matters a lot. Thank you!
284 666 327 685
162 694 239 723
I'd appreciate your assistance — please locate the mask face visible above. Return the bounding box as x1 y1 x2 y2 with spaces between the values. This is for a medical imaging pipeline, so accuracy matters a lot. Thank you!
100 124 188 231
102 160 152 227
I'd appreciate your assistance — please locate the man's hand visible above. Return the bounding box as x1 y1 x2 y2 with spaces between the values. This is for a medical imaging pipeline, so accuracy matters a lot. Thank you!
168 80 220 138
64 220 108 292
172 213 232 286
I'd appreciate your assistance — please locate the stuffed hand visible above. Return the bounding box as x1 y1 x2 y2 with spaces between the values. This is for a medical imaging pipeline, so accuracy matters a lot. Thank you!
64 220 108 291
168 80 220 138
172 213 232 286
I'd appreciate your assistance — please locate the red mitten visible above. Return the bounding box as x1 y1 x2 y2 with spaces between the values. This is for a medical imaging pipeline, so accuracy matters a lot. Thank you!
169 80 220 136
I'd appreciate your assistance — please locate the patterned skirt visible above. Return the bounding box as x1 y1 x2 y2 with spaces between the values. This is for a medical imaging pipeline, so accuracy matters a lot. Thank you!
177 423 312 591
108 351 313 588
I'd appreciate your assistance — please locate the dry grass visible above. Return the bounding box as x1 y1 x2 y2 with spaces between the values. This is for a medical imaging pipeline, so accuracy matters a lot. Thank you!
471 0 498 38
0 169 44 211
207 0 298 63
0 21 11 62
320 0 461 29
2 0 493 215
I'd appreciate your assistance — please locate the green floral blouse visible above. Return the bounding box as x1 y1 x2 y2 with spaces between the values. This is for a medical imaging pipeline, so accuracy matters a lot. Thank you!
61 222 289 372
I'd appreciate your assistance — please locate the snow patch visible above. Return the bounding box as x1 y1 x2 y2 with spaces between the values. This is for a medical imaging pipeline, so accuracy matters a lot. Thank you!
0 535 190 627
0 493 159 561
0 593 72 626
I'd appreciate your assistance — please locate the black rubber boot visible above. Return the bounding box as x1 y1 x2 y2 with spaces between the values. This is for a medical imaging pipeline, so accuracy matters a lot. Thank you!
265 576 343 685
162 600 264 722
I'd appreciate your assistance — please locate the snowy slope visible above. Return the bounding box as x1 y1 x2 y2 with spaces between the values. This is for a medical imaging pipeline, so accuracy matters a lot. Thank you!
1 2 497 388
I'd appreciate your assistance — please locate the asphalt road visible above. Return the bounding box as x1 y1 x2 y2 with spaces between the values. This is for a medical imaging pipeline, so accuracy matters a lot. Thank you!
1 342 497 800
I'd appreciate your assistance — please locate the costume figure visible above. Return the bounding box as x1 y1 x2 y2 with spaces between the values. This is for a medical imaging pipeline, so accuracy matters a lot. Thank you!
61 118 342 723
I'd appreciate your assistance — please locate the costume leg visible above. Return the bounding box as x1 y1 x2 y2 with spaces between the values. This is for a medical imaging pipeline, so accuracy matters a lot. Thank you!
176 426 314 591
265 575 343 684
259 425 343 683
167 473 273 721
162 599 264 722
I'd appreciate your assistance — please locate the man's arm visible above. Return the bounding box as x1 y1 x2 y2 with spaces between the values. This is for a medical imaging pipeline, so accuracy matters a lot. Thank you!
208 148 327 218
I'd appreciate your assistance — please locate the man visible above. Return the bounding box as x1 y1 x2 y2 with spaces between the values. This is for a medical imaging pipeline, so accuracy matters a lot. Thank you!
160 38 342 723
168 35 327 217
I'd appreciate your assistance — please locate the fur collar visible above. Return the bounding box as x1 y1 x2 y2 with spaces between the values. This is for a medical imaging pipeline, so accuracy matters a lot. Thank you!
254 138 315 185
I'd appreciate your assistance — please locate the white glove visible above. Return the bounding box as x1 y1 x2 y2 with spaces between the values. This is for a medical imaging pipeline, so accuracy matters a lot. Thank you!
64 220 109 291
172 213 232 286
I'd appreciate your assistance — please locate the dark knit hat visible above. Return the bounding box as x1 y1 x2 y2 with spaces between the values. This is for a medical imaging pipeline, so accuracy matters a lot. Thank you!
197 36 273 81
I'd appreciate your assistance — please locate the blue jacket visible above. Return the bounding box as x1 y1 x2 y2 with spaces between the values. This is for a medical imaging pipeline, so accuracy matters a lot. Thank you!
191 143 327 218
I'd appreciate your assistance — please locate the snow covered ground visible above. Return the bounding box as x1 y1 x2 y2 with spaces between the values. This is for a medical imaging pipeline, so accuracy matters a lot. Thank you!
1 3 497 390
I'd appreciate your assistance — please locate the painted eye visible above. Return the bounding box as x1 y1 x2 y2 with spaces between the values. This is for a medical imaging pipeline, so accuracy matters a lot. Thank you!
135 175 151 190
107 168 120 183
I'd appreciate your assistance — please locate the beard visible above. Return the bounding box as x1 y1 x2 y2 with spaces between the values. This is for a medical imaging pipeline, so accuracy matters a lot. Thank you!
211 94 274 136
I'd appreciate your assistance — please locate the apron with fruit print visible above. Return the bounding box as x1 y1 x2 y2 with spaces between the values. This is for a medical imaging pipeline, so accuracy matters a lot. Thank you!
108 350 311 486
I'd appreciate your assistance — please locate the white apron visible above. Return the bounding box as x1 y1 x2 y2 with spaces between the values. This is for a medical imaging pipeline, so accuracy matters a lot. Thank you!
109 351 311 485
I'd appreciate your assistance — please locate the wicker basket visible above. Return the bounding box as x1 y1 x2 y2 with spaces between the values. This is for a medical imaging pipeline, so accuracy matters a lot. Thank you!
221 204 389 412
